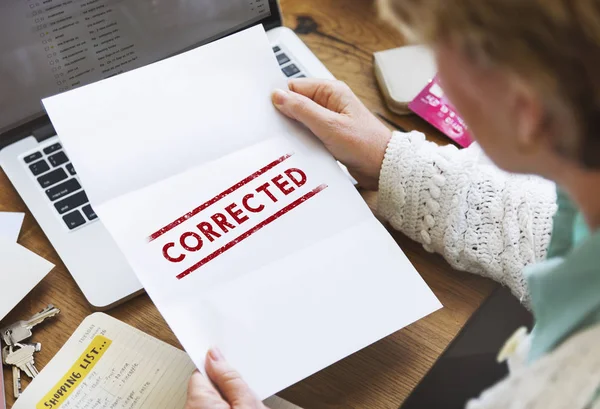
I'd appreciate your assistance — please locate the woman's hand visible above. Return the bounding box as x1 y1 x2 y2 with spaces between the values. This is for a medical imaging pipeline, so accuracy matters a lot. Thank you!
272 79 392 190
185 349 268 409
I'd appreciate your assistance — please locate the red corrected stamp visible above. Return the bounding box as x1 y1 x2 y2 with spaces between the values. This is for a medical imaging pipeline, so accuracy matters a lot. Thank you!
147 153 328 279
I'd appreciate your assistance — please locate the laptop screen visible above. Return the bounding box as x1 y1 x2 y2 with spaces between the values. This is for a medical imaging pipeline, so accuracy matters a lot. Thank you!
0 0 274 134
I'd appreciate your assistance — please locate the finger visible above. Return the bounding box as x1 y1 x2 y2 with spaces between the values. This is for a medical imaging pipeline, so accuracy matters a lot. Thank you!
288 78 355 112
272 88 337 135
205 348 259 407
287 78 336 100
287 78 346 102
186 370 229 409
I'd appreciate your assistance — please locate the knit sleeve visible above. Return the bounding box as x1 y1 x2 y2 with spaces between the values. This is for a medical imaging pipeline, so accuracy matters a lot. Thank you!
377 131 557 305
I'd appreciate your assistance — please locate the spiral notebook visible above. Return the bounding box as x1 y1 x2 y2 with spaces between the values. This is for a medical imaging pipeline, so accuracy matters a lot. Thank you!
13 313 195 409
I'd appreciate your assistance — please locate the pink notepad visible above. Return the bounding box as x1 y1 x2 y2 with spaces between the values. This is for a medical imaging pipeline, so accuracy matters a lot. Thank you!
409 75 473 148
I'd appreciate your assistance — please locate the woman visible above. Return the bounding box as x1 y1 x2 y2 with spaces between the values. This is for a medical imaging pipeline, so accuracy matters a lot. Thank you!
185 0 600 407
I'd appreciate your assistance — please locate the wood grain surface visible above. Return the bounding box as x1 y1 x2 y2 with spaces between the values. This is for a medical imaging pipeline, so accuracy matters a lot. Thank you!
0 1 496 407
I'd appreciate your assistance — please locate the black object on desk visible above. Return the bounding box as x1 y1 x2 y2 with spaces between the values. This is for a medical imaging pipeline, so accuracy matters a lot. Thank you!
400 286 534 409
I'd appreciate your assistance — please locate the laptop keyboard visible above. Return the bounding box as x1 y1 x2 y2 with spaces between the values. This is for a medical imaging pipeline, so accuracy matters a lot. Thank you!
24 142 97 231
273 45 306 79
23 45 303 232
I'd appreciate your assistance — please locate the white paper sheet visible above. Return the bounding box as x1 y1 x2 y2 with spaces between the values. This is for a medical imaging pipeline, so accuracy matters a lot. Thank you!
0 238 54 321
43 26 442 399
0 212 24 242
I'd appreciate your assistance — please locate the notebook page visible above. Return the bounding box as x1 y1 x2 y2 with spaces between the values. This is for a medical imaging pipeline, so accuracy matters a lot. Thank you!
13 313 195 409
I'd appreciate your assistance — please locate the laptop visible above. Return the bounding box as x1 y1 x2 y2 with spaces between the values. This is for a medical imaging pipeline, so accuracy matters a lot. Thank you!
400 286 533 409
0 0 334 309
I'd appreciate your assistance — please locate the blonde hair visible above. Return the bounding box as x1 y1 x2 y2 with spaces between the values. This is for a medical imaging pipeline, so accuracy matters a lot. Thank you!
379 0 600 168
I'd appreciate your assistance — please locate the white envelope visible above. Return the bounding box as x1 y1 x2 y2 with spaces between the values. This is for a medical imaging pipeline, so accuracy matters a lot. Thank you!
43 26 442 399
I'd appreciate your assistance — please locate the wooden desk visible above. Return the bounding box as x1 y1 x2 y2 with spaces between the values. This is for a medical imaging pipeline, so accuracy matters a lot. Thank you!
0 1 496 407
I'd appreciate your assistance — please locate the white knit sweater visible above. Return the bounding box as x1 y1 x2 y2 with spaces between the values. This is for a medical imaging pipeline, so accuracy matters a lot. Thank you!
377 131 600 409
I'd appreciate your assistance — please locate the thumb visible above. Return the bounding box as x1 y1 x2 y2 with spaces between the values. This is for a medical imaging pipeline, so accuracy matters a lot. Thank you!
272 88 337 135
205 348 259 407
185 370 228 409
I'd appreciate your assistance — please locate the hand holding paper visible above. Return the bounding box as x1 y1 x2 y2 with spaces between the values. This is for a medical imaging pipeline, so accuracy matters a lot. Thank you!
43 26 441 399
272 78 393 190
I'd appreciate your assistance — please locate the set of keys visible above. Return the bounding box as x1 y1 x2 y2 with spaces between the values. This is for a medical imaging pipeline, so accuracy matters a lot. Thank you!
0 305 60 398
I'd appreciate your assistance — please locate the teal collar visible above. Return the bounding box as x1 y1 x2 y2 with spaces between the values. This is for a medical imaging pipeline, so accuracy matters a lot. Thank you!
526 228 600 362
573 212 590 246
